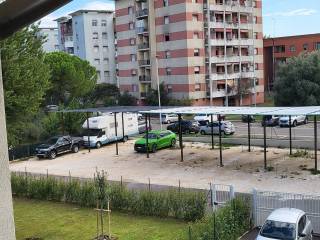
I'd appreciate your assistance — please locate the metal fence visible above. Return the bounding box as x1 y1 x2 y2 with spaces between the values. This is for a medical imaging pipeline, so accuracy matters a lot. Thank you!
252 189 320 233
8 144 39 161
210 184 235 210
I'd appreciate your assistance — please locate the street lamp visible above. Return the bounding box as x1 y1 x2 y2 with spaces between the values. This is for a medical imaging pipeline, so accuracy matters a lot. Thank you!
155 55 162 130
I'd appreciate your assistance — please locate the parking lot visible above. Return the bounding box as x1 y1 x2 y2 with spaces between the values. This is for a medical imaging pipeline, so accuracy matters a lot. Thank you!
10 139 320 195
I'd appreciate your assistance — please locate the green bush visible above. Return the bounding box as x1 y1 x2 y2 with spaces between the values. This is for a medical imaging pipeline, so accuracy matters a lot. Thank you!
189 198 251 240
11 173 206 222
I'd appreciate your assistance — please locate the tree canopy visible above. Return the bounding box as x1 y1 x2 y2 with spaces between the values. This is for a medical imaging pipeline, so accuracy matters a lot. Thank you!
44 52 97 105
1 25 51 145
274 51 320 106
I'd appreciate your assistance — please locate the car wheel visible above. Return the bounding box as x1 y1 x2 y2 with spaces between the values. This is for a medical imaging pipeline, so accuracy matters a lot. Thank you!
293 121 297 127
304 117 308 124
151 144 157 153
123 136 128 142
171 139 176 147
200 130 206 135
167 120 171 124
96 142 102 149
49 150 57 159
72 145 79 153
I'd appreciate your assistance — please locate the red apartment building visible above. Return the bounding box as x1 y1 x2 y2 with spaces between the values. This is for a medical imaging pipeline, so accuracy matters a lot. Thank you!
264 33 320 91
115 0 264 106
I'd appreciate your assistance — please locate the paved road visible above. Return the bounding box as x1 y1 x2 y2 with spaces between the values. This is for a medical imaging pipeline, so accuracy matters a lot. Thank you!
150 119 320 149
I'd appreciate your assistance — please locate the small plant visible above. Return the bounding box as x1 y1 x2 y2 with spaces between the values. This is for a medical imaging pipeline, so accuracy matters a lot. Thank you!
266 166 274 172
291 149 309 158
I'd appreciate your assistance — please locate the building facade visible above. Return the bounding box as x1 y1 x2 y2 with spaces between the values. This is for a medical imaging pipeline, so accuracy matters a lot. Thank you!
38 27 59 53
264 33 320 92
115 0 264 106
56 10 117 85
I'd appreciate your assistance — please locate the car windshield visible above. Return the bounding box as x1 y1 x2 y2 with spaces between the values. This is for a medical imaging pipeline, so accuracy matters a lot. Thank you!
143 133 158 139
260 220 296 240
83 129 101 136
46 137 59 145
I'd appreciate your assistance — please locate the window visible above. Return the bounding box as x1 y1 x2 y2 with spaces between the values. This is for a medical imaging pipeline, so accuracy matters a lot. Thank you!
97 71 101 80
167 84 172 93
275 45 285 53
194 66 200 74
289 45 296 52
102 32 107 39
298 215 306 235
104 71 110 78
101 20 107 26
94 58 100 65
128 6 133 15
254 48 258 55
192 0 198 3
131 54 136 62
163 0 169 7
103 46 108 52
192 14 199 22
194 48 200 56
253 16 257 24
129 22 134 30
164 33 170 41
104 57 109 62
193 32 199 39
164 16 169 24
254 32 258 39
132 84 138 92
93 46 99 53
195 83 201 91
166 67 171 75
255 63 259 70
165 50 171 59
315 42 320 50
92 20 98 27
131 69 137 76
130 38 135 45
93 32 98 39
303 43 308 51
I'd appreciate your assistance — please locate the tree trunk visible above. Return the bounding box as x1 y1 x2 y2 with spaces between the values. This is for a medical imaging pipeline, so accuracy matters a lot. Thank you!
0 52 16 239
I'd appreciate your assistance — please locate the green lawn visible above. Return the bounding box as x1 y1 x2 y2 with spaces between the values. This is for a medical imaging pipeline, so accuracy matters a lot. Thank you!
14 198 188 240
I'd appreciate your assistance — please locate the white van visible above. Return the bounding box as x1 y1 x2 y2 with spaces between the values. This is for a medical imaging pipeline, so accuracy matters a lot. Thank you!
82 113 139 148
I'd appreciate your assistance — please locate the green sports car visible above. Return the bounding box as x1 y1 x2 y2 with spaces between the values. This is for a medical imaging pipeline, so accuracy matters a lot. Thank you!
134 130 177 153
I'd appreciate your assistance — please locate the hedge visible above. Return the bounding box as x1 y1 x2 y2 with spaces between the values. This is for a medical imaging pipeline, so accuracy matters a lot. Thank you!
11 173 207 222
189 198 251 240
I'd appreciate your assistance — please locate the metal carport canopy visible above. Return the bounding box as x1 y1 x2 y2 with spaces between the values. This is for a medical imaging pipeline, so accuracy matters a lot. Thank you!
140 106 320 116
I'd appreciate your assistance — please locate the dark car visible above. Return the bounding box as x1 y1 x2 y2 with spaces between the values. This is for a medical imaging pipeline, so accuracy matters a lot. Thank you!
35 136 83 159
138 120 152 134
167 120 200 134
261 115 280 127
241 115 255 123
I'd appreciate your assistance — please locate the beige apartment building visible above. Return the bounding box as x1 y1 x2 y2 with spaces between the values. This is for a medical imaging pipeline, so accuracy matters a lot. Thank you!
115 0 264 106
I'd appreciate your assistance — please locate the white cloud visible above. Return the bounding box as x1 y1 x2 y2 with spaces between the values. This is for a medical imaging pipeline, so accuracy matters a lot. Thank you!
264 8 317 17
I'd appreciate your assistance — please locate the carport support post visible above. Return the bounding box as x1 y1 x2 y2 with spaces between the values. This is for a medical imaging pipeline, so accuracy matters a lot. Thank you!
121 112 125 140
86 112 91 153
114 112 118 156
289 115 292 155
247 115 251 152
145 114 149 159
314 116 318 171
178 114 184 162
211 114 214 150
218 115 223 167
263 122 267 170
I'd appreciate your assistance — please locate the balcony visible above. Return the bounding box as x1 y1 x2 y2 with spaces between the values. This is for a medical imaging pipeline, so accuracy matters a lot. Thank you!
139 76 151 82
137 43 150 50
136 27 148 34
136 9 148 19
138 60 151 66
210 1 254 13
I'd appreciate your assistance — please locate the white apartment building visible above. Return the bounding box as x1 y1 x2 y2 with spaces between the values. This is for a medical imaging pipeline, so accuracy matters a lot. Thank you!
56 10 116 85
38 27 59 53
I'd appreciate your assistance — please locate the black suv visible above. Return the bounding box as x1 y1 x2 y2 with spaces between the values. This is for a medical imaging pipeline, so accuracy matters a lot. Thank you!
167 120 200 134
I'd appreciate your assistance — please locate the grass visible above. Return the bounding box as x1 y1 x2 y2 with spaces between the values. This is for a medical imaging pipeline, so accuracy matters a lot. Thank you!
14 198 188 240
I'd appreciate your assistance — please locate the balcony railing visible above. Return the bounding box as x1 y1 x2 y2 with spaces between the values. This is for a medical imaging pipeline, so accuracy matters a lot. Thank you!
136 9 148 18
138 60 151 66
139 76 151 82
138 43 150 50
136 27 148 34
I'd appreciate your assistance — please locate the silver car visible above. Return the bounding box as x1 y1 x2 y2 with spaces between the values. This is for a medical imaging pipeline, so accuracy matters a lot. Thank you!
257 208 313 240
161 114 179 124
199 121 235 135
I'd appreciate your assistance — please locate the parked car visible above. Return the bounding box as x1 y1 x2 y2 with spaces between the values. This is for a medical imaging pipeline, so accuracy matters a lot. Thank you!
138 121 152 134
161 114 179 124
134 130 176 153
193 114 225 123
35 135 83 159
257 208 313 240
279 115 308 127
241 115 255 123
261 115 280 127
200 121 235 135
167 120 200 134
137 113 143 121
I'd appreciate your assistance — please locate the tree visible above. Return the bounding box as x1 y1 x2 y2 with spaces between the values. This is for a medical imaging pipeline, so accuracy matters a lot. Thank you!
44 52 97 105
0 25 51 145
88 83 120 106
274 51 320 106
144 83 170 106
119 91 137 106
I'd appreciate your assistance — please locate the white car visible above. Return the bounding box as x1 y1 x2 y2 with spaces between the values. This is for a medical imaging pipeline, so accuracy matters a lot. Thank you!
161 114 179 124
257 208 313 240
194 114 225 123
279 115 308 127
200 121 235 135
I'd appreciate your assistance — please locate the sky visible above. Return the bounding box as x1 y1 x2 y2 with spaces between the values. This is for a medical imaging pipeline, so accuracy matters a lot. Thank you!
40 0 320 37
